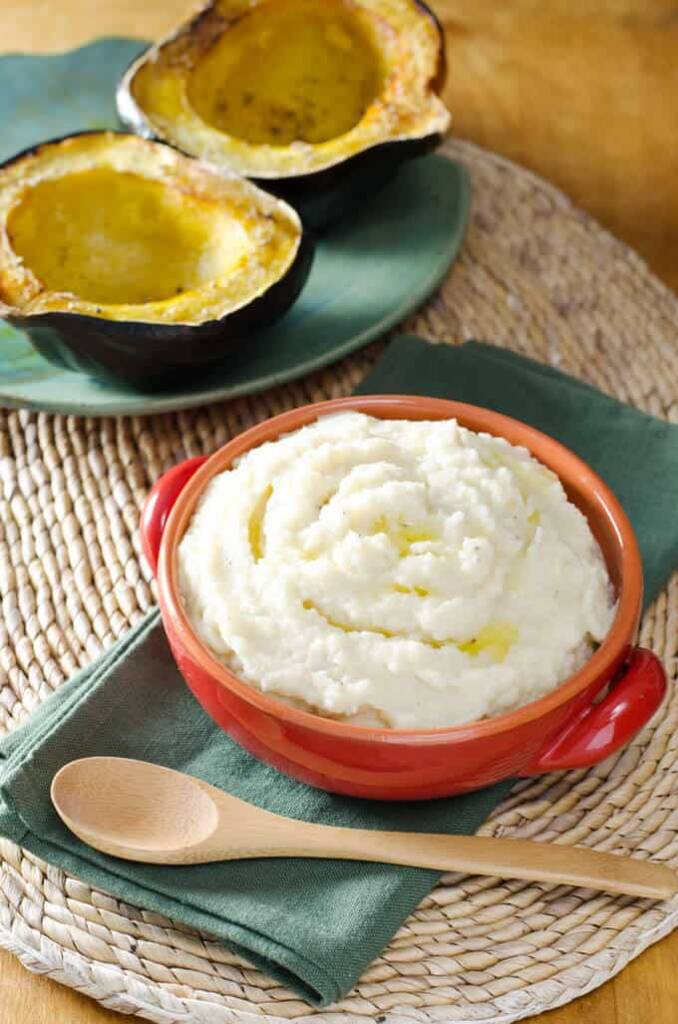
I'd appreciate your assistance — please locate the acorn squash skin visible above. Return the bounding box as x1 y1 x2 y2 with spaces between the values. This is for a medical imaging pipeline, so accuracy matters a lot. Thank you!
254 132 442 230
117 0 450 229
3 238 314 389
0 132 313 388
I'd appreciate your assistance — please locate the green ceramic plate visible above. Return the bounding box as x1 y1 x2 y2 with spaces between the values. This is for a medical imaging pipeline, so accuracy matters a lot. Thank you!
0 39 470 416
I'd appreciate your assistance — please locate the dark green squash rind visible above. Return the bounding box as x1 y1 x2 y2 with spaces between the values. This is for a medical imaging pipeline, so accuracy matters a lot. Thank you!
6 232 313 389
253 133 444 229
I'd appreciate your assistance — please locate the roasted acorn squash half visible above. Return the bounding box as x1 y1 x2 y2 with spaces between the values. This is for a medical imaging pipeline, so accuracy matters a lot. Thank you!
117 0 451 227
0 132 312 387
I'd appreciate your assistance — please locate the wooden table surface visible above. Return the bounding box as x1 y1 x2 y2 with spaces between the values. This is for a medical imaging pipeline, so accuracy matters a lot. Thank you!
1 2 676 1022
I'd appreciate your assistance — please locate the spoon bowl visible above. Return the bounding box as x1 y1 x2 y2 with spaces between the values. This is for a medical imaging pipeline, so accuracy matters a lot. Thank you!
53 758 221 860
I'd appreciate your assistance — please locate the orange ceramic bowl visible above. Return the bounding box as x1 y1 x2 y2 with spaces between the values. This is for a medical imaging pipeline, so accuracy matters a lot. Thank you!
141 396 666 800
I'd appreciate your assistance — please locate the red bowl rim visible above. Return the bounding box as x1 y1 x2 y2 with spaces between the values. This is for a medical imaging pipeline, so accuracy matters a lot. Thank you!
156 394 642 745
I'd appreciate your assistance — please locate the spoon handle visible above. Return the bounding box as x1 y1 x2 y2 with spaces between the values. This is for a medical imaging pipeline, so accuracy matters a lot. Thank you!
49 755 677 899
266 826 677 900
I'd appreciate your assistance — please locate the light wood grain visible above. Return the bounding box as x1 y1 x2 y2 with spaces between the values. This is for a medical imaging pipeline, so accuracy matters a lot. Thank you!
437 0 678 294
51 757 678 899
1 2 677 1021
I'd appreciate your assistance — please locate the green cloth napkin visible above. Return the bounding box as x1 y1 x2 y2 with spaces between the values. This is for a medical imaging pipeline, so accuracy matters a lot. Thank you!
1 336 677 1007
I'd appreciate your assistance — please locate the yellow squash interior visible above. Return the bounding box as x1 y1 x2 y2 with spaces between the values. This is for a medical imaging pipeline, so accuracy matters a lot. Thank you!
187 0 384 146
0 134 303 325
126 0 450 178
7 167 250 306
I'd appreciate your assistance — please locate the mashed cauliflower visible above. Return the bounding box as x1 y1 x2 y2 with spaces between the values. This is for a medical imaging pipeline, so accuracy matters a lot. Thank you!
178 412 616 729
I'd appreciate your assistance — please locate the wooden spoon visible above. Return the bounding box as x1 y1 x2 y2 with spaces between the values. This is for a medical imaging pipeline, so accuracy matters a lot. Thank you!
51 757 677 899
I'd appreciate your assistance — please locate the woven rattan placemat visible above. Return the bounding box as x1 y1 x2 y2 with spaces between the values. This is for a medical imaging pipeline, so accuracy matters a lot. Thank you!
0 139 676 1024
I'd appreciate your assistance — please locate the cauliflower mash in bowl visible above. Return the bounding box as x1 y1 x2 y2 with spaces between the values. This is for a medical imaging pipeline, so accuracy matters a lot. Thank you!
177 411 616 730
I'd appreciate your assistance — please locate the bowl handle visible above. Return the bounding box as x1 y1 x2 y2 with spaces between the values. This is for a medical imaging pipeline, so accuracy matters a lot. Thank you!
521 648 667 775
140 456 208 576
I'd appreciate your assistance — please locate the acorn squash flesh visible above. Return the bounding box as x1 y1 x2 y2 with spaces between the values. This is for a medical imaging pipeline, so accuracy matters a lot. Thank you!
0 132 312 386
187 0 385 147
7 167 258 308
